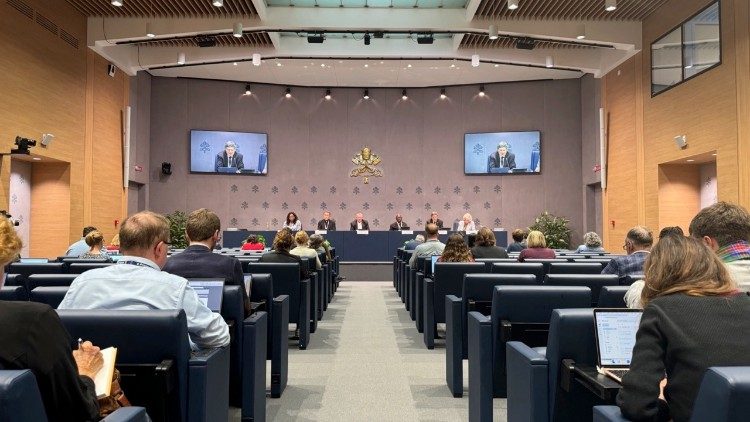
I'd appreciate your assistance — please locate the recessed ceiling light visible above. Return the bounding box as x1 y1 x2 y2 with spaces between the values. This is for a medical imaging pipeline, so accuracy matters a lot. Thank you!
494 64 500 67
545 56 554 68
244 84 252 95
479 85 485 97
605 0 616 11
402 89 408 100
111 0 123 6
233 62 238 66
380 61 384 64
450 64 455 68
712 153 717 156
472 54 480 67
440 88 447 99
364 64 369 68
32 157 41 161
508 0 519 10
363 89 370 100
407 64 412 68
285 87 292 98
324 89 332 100
276 62 282 67
252 53 261 66
213 0 224 7
321 63 326 67
686 159 695 162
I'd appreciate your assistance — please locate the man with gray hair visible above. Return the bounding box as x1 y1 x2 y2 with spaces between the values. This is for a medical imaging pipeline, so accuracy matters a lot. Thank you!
404 234 425 251
215 140 244 172
601 225 653 278
488 141 516 171
409 224 445 268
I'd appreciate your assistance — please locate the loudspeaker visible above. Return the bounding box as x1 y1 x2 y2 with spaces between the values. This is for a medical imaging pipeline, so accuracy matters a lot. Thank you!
41 133 54 147
161 162 172 175
107 64 116 77
674 135 687 149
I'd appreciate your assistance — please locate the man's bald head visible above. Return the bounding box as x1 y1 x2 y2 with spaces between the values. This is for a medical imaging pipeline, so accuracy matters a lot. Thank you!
119 211 170 254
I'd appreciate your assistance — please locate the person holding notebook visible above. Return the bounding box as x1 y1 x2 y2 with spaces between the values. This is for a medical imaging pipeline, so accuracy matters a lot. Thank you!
616 235 750 422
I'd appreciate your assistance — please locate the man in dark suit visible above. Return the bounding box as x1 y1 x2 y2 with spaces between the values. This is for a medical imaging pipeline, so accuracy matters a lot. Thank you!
163 208 251 316
214 140 244 172
389 214 410 231
488 141 516 171
427 211 444 229
350 212 370 230
317 211 336 231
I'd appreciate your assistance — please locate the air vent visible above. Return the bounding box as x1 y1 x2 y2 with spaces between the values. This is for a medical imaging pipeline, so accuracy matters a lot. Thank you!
59 29 80 49
6 0 33 19
35 12 58 35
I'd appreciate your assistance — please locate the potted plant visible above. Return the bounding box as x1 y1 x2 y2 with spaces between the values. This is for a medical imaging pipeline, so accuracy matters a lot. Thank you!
529 211 571 249
165 210 188 249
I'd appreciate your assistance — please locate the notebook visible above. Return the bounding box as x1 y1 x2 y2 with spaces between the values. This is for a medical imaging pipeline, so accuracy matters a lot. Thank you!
187 279 225 312
94 346 118 397
594 308 642 383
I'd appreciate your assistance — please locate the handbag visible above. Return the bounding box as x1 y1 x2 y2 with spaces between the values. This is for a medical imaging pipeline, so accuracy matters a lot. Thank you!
97 369 131 417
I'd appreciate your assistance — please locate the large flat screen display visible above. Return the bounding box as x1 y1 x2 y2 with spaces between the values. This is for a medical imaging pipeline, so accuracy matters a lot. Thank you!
190 130 268 175
464 131 541 175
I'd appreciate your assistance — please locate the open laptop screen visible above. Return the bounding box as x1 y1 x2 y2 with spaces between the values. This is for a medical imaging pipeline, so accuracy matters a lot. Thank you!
594 309 642 367
20 258 49 264
187 279 225 312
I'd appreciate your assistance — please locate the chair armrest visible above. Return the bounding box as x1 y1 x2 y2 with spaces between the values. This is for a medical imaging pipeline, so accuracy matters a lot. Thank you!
506 341 549 422
416 274 425 332
298 279 311 350
593 406 630 422
102 407 150 422
271 295 290 397
423 279 436 349
188 346 230 422
507 341 548 364
468 311 493 422
446 295 463 397
308 274 318 333
242 311 268 421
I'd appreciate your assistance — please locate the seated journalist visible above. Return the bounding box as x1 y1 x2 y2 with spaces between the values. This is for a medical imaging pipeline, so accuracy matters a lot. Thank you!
470 227 509 259
260 229 310 280
59 211 230 350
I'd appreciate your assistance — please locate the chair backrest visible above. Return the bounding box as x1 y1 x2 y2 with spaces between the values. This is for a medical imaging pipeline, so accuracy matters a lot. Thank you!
246 263 302 323
597 286 631 308
0 370 49 421
522 259 566 274
547 262 603 275
220 285 244 404
691 367 750 421
56 309 190 421
29 287 69 309
3 274 24 287
545 308 598 422
462 274 538 315
25 274 78 291
247 273 275 357
7 263 65 277
68 263 114 274
60 258 109 265
433 262 486 322
0 286 29 302
543 274 620 306
475 258 519 272
491 263 545 283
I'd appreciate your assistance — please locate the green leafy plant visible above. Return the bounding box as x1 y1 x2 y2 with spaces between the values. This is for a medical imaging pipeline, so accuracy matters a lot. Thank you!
256 234 266 246
165 210 188 249
529 211 571 249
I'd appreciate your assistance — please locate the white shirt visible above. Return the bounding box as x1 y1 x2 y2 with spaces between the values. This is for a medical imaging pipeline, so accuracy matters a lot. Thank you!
59 256 230 350
457 221 477 232
284 221 302 231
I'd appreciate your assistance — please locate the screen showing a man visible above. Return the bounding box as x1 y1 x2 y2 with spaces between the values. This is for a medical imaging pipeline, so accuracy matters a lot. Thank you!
215 141 244 173
190 130 268 175
464 131 540 175
488 142 516 171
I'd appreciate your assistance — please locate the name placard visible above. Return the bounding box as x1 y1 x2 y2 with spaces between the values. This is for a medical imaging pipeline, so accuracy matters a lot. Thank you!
401 230 414 235
356 230 369 235
315 230 328 235
493 228 505 232
438 230 448 235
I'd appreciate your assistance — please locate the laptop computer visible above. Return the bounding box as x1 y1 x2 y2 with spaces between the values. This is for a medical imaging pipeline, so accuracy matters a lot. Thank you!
187 279 225 312
20 258 49 264
593 308 643 383
243 274 252 295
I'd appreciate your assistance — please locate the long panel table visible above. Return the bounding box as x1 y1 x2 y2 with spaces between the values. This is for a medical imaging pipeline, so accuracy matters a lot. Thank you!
222 230 508 262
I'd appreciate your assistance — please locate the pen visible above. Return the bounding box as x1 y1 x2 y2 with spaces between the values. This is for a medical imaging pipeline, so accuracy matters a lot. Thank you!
77 338 82 349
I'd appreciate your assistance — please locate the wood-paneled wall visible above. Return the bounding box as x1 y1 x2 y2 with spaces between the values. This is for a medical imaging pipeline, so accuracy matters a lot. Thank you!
603 0 750 248
0 0 128 257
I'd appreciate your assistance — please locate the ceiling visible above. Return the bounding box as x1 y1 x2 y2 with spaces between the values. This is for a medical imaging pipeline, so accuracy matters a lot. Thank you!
60 0 665 86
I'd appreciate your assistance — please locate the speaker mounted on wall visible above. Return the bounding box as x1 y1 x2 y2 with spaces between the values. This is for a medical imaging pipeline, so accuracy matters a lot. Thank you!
161 162 172 175
107 63 116 77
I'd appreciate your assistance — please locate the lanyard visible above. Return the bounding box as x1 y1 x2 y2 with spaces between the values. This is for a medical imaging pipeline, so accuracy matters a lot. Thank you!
118 260 156 269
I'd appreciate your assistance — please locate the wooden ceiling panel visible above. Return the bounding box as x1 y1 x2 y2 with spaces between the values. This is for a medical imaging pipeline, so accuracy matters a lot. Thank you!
141 32 273 47
65 0 258 17
460 34 596 49
475 0 669 21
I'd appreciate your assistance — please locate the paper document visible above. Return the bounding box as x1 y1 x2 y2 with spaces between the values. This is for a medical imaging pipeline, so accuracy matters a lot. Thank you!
94 347 118 397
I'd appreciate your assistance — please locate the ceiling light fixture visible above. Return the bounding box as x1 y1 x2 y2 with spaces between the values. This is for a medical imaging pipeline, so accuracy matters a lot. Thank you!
307 33 325 43
213 0 224 7
276 62 282 67
364 33 371 46
244 84 252 96
233 62 238 66
285 87 292 98
364 63 369 68
489 24 499 40
145 22 155 38
576 24 586 40
417 33 434 44
402 89 408 100
440 88 447 100
111 0 123 6
325 89 332 100
178 52 186 65
508 0 519 10
479 85 485 97
252 53 261 66
233 22 243 38
494 63 500 67
471 54 480 67
363 89 370 100
605 0 616 12
545 56 554 68
407 64 412 68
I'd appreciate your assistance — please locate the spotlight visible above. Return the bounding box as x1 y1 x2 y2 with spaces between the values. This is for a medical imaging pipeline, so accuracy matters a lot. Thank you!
417 33 434 44
364 33 371 46
307 33 325 43
471 54 480 67
576 23 586 40
324 89 332 100
508 0 519 10
11 136 36 155
515 37 535 50
363 89 370 100
440 88 446 100
605 0 616 11
111 0 123 6
402 89 408 100
145 22 155 38
177 52 186 65
213 0 224 6
545 56 554 68
488 24 499 40
244 84 252 96
233 22 243 38
479 85 485 97
285 87 292 98
252 53 261 66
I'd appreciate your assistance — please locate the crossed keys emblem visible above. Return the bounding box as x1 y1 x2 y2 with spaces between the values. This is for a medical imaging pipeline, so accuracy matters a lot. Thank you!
350 146 383 184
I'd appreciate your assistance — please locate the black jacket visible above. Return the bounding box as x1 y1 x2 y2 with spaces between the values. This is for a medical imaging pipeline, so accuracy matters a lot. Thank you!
389 221 410 230
214 151 244 171
317 219 336 231
350 220 370 231
258 250 310 280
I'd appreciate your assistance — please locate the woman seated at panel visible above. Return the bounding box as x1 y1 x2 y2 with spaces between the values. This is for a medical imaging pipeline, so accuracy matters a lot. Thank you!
259 229 309 280
470 227 509 259
290 231 322 270
79 230 112 261
438 234 475 263
617 235 750 422
283 211 302 231
241 234 265 251
517 230 556 261
575 231 605 253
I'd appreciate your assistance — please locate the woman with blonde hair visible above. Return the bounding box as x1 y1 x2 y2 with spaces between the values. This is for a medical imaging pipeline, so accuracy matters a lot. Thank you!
617 235 750 422
517 230 556 261
79 230 112 261
576 231 605 253
290 230 321 270
438 234 474 263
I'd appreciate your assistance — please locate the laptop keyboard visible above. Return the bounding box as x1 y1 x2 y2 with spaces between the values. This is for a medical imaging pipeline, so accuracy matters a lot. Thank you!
606 369 629 381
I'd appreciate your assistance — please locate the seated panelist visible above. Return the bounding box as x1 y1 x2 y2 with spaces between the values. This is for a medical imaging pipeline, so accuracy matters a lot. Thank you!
389 214 410 231
350 212 370 231
456 213 477 232
488 141 516 171
215 140 244 172
317 211 336 231
427 211 444 229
